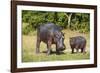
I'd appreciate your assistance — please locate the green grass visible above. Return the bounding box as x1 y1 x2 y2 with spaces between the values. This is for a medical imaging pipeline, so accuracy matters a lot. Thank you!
23 52 90 62
22 29 90 62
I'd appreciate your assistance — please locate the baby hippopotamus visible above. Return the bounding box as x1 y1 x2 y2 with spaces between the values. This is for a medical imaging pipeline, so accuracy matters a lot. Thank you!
69 36 86 54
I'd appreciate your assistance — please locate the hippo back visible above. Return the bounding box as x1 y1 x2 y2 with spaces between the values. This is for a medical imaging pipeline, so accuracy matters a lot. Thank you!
38 23 62 32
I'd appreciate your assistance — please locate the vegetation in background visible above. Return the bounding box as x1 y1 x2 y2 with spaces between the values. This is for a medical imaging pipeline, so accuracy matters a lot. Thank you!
22 10 90 35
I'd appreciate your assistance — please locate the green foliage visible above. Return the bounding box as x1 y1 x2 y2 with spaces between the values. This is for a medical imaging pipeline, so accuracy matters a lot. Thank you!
22 10 90 35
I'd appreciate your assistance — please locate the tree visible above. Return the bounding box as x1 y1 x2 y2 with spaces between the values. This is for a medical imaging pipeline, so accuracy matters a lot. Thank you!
64 13 72 28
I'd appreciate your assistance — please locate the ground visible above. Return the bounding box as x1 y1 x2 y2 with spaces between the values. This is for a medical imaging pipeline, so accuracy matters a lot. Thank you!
22 29 90 62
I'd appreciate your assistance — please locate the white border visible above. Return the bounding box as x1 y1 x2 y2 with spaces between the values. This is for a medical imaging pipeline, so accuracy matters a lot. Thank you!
17 5 94 68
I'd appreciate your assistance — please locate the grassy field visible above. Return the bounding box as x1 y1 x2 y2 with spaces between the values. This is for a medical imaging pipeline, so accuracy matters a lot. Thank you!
22 29 90 62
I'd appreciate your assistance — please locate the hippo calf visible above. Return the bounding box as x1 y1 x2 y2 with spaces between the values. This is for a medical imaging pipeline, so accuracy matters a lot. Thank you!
70 36 86 53
36 23 65 55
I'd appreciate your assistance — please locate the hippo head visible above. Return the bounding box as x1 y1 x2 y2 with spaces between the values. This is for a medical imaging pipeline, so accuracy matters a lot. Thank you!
54 31 66 51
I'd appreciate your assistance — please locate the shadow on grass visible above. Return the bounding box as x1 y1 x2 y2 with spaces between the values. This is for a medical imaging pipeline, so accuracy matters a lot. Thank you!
42 50 65 55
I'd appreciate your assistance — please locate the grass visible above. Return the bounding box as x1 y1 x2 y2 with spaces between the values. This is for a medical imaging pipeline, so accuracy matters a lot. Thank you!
23 52 90 62
22 29 90 62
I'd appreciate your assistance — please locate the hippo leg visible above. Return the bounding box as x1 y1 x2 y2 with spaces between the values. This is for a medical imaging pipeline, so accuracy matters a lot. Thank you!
75 46 79 53
81 48 86 53
81 48 86 54
55 45 60 55
81 48 83 53
76 49 79 53
36 37 41 54
56 49 60 55
71 48 74 54
47 41 52 55
71 46 75 54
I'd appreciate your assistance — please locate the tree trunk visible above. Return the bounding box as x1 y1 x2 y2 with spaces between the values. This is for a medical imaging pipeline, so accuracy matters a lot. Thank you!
64 13 72 28
67 13 72 28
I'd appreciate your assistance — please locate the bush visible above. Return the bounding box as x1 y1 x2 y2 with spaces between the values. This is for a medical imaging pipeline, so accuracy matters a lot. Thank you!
22 10 90 34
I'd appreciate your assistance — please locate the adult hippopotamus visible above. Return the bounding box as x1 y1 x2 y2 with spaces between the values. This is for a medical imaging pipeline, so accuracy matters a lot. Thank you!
70 36 86 54
36 23 65 55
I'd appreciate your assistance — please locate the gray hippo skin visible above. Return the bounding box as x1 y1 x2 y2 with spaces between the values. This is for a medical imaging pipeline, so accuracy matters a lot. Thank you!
70 36 86 54
36 23 65 55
